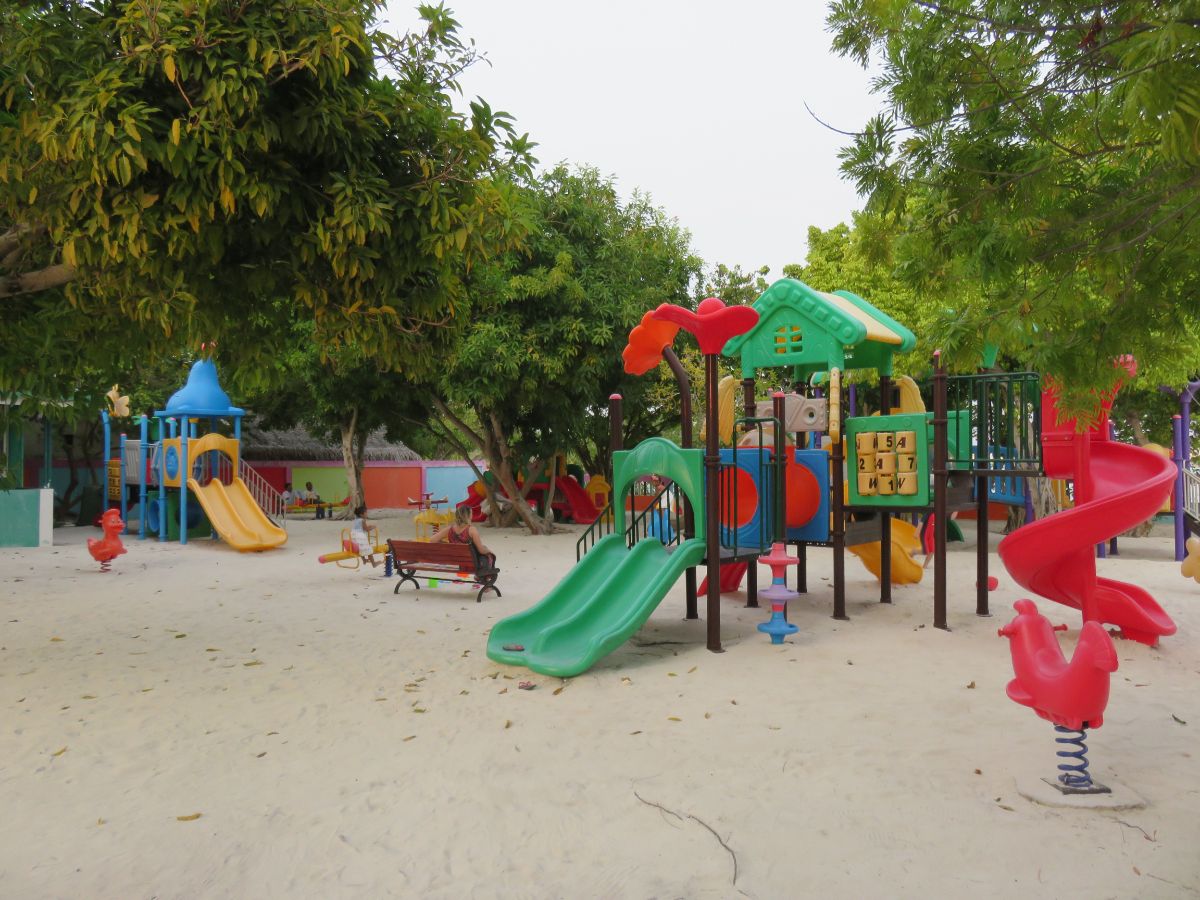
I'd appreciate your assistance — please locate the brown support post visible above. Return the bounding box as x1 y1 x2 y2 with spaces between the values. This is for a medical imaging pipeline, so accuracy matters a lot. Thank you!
705 354 723 652
932 355 949 630
831 370 848 621
609 393 623 461
741 376 759 609
795 544 807 593
879 374 892 603
664 348 699 620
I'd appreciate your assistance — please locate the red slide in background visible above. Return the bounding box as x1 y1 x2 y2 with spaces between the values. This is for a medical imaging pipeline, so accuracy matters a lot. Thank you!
555 474 600 524
998 374 1177 646
456 482 488 522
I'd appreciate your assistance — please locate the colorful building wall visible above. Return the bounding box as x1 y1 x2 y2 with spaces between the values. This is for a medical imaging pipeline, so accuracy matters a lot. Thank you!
245 460 485 509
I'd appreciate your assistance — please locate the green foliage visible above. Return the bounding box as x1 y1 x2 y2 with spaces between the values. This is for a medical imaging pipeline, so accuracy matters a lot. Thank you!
438 165 701 498
827 0 1200 415
1 1 530 397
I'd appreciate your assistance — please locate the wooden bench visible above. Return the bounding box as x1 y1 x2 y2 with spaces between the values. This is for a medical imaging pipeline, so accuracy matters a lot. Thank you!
386 539 501 603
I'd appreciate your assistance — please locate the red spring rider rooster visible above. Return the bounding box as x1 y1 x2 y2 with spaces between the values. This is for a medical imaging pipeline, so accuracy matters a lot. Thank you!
88 509 127 573
998 599 1118 792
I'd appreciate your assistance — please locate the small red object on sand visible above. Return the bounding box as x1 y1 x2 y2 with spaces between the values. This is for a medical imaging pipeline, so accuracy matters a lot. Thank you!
518 681 535 691
976 576 999 591
502 644 524 652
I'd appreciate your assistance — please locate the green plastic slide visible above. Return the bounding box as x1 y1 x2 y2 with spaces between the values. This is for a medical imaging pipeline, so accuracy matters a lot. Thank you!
487 534 706 677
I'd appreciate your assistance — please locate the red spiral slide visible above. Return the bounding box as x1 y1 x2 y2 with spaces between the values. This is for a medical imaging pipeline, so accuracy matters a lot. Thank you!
998 373 1177 646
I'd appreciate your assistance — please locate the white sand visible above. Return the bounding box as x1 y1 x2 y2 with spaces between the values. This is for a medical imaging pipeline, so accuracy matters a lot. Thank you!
2 514 1198 898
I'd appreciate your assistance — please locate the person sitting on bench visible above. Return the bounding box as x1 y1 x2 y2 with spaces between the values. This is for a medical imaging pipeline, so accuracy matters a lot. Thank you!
433 505 496 571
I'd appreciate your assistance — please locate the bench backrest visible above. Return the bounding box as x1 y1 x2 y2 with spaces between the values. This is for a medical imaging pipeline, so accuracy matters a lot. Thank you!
387 539 477 568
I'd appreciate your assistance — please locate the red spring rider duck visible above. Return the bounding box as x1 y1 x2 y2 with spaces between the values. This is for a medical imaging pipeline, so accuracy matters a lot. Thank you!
88 509 127 573
998 598 1118 793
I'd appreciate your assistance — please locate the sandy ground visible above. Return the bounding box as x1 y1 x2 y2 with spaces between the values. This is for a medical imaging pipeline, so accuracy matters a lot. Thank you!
1 512 1198 899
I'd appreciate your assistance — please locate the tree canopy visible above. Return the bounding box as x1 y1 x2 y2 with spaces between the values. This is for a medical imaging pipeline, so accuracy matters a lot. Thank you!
828 1 1200 410
0 1 530 396
432 165 700 532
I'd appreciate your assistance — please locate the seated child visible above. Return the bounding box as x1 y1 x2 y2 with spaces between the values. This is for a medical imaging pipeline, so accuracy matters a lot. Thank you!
350 504 380 567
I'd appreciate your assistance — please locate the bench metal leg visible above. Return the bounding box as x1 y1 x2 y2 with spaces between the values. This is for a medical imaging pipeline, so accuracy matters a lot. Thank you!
393 568 420 595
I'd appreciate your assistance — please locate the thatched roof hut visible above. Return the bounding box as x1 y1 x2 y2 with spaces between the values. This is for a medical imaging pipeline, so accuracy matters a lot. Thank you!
240 422 420 462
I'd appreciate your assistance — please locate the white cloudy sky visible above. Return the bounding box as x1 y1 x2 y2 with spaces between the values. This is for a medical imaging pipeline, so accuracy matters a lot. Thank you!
382 1 884 279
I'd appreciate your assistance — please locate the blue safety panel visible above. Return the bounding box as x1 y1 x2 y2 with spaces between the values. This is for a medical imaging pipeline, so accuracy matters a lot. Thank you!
716 447 774 550
787 448 831 543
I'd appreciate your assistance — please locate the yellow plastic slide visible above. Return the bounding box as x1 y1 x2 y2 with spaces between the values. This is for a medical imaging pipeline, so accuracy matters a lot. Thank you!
187 477 287 551
848 518 923 585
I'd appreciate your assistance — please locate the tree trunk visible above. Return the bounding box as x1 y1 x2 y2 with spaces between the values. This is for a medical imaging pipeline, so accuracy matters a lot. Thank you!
339 406 363 518
430 397 555 534
1124 411 1148 446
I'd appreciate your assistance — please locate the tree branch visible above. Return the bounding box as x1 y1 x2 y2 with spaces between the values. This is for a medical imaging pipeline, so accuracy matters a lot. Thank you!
0 263 76 298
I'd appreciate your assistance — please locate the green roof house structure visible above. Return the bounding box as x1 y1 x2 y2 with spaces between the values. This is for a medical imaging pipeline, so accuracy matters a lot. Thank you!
723 278 916 379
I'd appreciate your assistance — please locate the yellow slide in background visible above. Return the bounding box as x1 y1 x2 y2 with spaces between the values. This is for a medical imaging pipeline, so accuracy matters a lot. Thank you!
848 518 923 585
188 478 287 551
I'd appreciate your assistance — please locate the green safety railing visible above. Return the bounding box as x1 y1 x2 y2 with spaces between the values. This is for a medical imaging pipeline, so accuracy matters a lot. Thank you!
945 372 1042 475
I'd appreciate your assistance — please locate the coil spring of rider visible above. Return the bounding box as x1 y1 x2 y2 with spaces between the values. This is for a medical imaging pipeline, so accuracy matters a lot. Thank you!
1054 724 1093 789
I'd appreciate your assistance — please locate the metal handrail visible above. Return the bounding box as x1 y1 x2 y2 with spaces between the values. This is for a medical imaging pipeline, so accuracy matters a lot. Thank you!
1184 465 1200 522
238 458 287 525
575 482 682 561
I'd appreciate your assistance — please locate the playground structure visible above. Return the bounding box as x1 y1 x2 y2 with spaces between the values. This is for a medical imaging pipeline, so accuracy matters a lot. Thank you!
101 359 287 552
487 280 1054 675
485 276 1180 797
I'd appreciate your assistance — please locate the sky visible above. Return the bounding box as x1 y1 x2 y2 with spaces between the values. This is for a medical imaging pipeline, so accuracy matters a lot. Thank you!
382 1 885 280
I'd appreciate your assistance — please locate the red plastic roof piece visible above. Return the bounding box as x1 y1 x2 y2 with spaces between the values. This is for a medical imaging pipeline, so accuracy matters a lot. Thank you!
622 311 681 375
651 297 758 355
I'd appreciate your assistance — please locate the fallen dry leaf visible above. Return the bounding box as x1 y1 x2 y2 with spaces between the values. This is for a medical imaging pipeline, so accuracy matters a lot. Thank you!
1172 714 1187 725
629 730 642 735
402 735 416 742
498 688 508 695
81 695 97 700
966 681 976 689
620 676 632 685
50 637 62 642
51 747 67 757
504 719 512 729
96 818 106 826
256 752 266 758
243 661 263 667
667 716 682 722
1133 866 1141 876
205 648 221 652
704 712 712 719
553 687 564 696
174 634 187 639
459 690 469 696
688 666 697 673
667 672 677 677
374 698 387 702
974 769 982 775
176 813 202 822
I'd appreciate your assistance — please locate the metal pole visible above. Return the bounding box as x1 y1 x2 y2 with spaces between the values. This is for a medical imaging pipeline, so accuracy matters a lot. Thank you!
179 430 189 546
1174 414 1186 561
933 353 949 630
879 375 892 603
848 383 857 418
139 415 148 539
119 433 128 532
975 378 990 616
705 354 723 652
